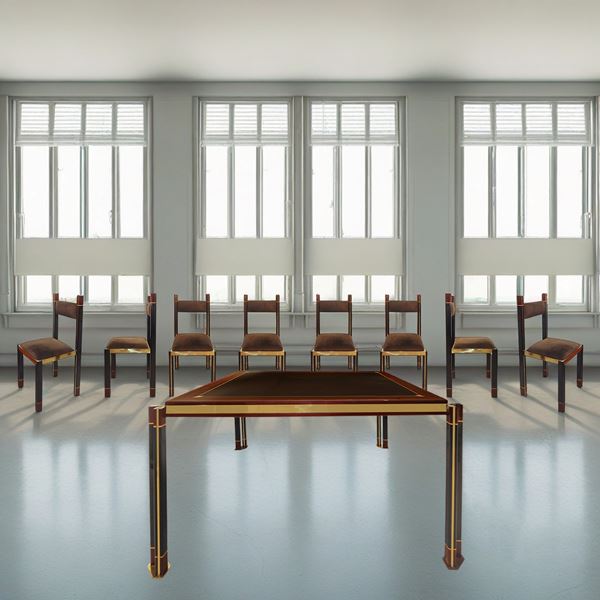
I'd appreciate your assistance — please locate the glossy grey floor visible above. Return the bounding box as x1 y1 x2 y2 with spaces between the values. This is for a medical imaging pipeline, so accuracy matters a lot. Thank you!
1 364 599 600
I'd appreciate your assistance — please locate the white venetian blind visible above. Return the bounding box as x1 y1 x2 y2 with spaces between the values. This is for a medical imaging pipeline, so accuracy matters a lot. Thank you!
310 101 398 144
460 99 592 145
16 100 147 145
202 101 289 144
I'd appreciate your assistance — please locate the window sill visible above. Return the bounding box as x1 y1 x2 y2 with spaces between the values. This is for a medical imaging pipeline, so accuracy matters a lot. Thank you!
2 311 147 329
459 311 597 330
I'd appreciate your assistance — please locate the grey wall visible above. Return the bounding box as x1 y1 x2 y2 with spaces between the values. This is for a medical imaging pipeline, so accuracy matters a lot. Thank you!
1 81 599 368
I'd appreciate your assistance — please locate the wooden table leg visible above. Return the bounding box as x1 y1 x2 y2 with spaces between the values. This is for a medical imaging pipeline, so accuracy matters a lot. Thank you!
443 402 464 570
149 406 169 578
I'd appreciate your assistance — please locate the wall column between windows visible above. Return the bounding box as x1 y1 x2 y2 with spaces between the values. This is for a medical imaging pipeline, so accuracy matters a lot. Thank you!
0 96 9 314
292 96 305 314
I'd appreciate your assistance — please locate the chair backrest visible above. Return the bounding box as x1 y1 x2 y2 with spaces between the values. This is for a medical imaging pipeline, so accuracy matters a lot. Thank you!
517 293 548 353
146 293 157 351
445 293 456 351
385 294 421 336
243 295 280 336
316 294 352 336
52 293 84 354
174 294 210 336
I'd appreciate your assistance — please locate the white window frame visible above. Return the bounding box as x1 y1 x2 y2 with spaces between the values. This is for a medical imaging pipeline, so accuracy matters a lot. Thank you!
457 97 595 312
11 97 151 312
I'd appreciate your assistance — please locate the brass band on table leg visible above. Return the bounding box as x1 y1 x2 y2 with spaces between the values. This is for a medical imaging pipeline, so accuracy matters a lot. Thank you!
443 403 464 570
148 405 169 578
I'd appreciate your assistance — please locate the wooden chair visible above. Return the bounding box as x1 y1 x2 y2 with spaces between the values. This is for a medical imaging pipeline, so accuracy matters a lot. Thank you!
17 293 83 412
169 294 216 397
235 294 286 450
445 292 497 398
104 293 157 398
517 293 583 413
380 294 427 389
311 294 357 371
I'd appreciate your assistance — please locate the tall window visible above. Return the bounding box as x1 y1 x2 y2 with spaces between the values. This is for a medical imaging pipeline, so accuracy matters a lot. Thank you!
197 100 292 306
13 99 151 310
307 100 403 304
458 99 594 310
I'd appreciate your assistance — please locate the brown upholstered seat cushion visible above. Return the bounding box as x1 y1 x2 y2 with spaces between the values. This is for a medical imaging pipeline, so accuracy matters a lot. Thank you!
106 336 150 351
382 333 424 352
19 337 74 361
453 336 495 351
241 333 283 352
314 333 356 352
527 337 581 361
172 333 213 352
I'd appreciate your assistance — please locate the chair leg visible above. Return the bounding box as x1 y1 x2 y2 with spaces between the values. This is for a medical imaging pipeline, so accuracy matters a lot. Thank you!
381 415 388 449
111 353 117 378
353 353 358 372
282 352 286 371
150 351 156 398
206 356 210 370
422 351 428 390
168 351 174 397
451 354 456 378
558 362 566 413
376 415 382 447
317 355 321 371
446 351 453 398
17 348 24 389
417 355 422 370
211 354 217 382
310 352 315 372
74 350 81 397
379 352 384 372
577 348 583 388
53 361 58 378
519 351 527 397
491 349 498 398
542 360 548 378
146 354 151 379
104 350 111 398
347 356 352 370
176 356 180 370
234 417 248 450
35 361 43 412
385 355 390 370
485 354 491 378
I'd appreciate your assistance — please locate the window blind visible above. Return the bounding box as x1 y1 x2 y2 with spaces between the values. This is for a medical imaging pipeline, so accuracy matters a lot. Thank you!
202 101 290 144
15 100 148 145
460 99 592 145
310 101 398 144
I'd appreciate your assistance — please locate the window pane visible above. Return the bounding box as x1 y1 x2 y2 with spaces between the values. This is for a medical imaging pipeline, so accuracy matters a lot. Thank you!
312 275 337 300
556 275 583 304
495 275 517 304
312 146 334 237
341 145 365 237
25 276 52 304
205 275 229 303
557 146 583 238
341 275 365 302
463 146 488 237
463 275 488 303
58 275 80 300
235 275 256 301
117 276 144 304
262 146 286 237
370 275 395 303
57 146 81 237
88 276 112 304
524 275 548 302
88 146 112 238
119 145 144 238
371 145 394 237
234 146 257 237
261 275 285 301
21 146 49 238
495 146 518 237
205 145 228 237
525 146 550 237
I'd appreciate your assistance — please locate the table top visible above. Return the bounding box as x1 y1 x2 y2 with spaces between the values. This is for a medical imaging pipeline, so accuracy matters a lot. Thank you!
164 371 448 417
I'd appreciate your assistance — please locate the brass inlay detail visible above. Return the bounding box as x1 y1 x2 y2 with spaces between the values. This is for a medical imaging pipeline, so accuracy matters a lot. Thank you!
381 350 427 357
171 350 215 357
451 347 493 355
109 348 151 354
524 351 561 365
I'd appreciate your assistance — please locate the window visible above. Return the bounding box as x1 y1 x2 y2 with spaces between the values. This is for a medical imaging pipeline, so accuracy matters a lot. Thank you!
458 99 593 310
13 99 151 310
197 100 292 306
307 100 403 305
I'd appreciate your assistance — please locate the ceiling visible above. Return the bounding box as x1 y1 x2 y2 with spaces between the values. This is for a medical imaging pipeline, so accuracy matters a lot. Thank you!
1 0 598 82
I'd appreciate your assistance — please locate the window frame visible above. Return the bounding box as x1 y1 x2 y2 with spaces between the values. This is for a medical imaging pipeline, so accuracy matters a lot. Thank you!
11 96 152 312
456 97 595 313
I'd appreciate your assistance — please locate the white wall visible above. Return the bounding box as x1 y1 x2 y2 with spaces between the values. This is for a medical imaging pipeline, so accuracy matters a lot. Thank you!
1 81 599 368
